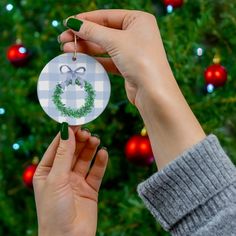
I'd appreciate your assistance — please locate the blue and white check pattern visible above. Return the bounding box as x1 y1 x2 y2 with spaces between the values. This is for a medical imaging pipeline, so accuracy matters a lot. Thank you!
37 53 111 125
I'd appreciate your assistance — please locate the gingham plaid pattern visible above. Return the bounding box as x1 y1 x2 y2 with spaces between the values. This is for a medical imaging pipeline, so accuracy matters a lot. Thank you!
37 53 111 125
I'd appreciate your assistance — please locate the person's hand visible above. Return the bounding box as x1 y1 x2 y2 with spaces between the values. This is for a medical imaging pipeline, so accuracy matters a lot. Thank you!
59 9 172 107
33 124 108 236
59 10 206 170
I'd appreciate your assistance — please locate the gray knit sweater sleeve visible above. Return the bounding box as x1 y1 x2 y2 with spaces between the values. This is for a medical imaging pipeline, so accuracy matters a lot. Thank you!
137 135 236 236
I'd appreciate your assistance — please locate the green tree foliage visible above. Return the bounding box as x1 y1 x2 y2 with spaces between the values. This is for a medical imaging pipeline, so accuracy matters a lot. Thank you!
0 0 236 235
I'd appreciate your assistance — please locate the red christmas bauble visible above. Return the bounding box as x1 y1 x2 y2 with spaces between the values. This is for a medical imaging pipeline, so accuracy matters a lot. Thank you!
23 164 37 187
164 0 184 8
7 44 30 67
204 64 227 87
125 135 154 166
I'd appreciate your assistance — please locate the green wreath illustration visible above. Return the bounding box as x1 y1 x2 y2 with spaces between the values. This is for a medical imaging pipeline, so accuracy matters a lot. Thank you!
52 65 95 118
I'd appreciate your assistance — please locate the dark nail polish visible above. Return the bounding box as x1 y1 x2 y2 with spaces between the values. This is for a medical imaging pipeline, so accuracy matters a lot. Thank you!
66 18 83 31
81 127 90 133
61 122 68 140
63 19 67 26
92 134 100 139
101 146 108 151
57 35 61 43
60 43 64 51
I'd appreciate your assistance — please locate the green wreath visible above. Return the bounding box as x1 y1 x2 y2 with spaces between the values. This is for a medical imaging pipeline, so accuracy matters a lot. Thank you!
52 79 95 118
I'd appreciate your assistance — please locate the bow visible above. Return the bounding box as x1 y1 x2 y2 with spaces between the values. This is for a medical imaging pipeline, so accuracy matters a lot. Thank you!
59 65 86 90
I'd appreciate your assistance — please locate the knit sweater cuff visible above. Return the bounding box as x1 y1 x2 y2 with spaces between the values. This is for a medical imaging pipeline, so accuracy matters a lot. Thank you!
137 134 236 234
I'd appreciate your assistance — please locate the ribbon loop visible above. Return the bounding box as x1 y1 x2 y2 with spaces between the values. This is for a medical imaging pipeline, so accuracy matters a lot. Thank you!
60 65 72 74
75 67 86 74
59 65 86 89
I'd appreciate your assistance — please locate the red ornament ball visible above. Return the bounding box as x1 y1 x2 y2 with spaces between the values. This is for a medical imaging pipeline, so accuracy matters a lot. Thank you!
7 44 30 67
164 0 184 8
125 135 154 166
23 164 37 187
204 64 227 87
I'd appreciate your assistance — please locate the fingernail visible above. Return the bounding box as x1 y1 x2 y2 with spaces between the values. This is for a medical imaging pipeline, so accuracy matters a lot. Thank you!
60 43 64 51
66 18 83 31
101 146 108 151
81 127 90 133
57 35 61 43
92 134 100 139
63 19 67 26
61 122 68 140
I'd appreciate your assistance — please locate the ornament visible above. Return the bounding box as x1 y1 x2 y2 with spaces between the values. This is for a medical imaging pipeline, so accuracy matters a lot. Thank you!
23 164 37 187
38 34 110 125
125 134 154 166
204 64 227 87
164 0 184 8
7 43 29 67
141 127 147 136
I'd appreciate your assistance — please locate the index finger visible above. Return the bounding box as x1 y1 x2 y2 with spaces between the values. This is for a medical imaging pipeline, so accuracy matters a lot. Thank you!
37 126 79 169
59 10 134 44
74 9 131 29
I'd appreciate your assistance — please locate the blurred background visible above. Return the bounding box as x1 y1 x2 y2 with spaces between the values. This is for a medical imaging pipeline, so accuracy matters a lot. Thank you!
1 0 236 235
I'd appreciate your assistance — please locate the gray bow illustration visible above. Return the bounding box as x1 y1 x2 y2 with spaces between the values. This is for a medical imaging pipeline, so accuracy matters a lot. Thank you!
59 65 86 90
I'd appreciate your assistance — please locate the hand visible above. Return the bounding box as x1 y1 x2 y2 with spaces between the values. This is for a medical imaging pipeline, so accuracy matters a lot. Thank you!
33 125 108 236
59 10 172 107
59 10 205 170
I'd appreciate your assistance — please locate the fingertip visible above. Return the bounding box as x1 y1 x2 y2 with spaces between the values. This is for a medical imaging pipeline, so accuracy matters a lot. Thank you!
60 122 69 140
60 125 75 143
97 148 109 165
57 35 61 43
75 128 91 142
90 135 101 146
60 43 64 51
101 146 108 152
58 30 74 44
63 18 67 27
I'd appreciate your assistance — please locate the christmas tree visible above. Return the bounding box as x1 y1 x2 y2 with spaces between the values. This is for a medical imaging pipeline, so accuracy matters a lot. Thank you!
1 0 236 235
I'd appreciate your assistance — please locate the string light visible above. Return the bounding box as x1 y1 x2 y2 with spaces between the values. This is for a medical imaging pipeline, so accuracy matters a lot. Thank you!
167 5 174 13
12 143 20 150
52 20 59 27
197 47 204 57
6 4 13 11
19 46 27 54
0 108 5 115
206 84 214 93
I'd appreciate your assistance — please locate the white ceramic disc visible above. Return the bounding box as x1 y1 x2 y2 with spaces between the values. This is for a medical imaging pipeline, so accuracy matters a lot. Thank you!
37 53 111 125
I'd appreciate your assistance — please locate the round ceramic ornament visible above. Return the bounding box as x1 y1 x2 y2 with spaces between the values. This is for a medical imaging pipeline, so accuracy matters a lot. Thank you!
37 52 111 125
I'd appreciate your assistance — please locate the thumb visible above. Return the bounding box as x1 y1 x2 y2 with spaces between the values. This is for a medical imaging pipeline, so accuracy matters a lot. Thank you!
50 122 76 176
65 17 119 50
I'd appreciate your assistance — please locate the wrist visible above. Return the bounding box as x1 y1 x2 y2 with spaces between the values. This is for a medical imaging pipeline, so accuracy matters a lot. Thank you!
135 70 205 170
135 68 177 114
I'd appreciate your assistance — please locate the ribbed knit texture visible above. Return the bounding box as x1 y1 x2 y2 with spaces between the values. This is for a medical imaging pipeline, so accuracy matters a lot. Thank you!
137 135 236 236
